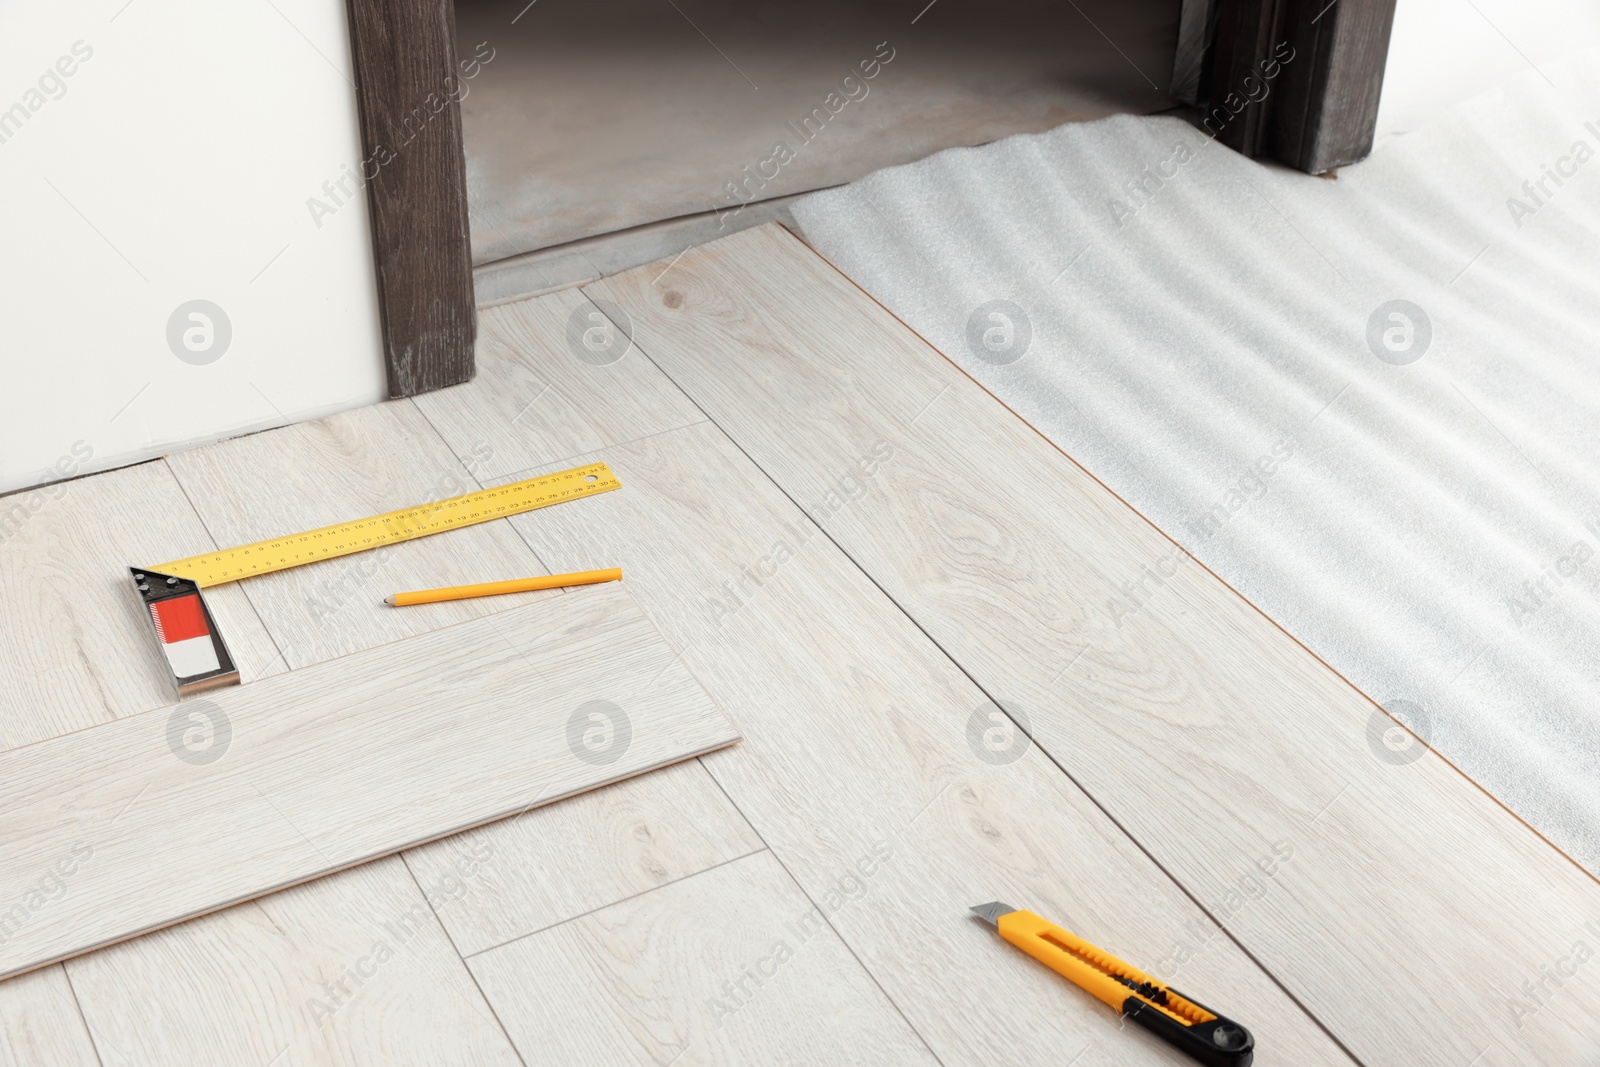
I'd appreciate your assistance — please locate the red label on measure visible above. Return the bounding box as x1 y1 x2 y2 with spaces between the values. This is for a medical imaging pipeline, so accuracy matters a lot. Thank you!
149 594 210 644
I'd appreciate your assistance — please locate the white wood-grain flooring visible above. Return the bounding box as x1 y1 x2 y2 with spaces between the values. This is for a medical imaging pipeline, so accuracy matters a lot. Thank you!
2 222 1593 1065
0 584 735 980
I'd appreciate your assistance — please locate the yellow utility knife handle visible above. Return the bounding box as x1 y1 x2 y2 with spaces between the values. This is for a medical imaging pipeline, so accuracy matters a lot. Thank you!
979 903 1253 1066
998 910 1214 1027
998 909 1140 1013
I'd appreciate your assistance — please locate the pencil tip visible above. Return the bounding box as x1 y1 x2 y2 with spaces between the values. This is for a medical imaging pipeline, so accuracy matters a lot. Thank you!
383 595 394 606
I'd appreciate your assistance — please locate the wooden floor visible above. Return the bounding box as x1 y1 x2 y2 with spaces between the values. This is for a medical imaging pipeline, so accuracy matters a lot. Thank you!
3 223 1597 1065
0 585 735 980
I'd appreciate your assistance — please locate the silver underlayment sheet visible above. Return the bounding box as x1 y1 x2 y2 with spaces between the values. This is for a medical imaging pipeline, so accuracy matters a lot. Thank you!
794 58 1600 871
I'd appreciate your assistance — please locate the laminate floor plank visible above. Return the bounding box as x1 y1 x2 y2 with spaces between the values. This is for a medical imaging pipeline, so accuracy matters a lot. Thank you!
0 965 97 1066
0 583 737 979
469 851 939 1066
75 390 750 1063
406 757 764 956
66 856 520 1066
0 459 281 751
412 289 706 482
423 393 1350 1061
162 400 559 670
585 222 1600 1066
167 373 761 961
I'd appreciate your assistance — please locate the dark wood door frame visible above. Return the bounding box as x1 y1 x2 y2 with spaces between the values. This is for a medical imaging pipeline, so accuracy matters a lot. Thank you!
344 0 475 398
338 0 1395 400
1172 0 1398 174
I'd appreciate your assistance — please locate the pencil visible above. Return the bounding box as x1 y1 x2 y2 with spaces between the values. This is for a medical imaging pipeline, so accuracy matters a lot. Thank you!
384 567 622 606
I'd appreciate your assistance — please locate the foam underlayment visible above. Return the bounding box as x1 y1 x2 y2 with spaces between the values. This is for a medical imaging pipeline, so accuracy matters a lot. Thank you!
793 57 1600 872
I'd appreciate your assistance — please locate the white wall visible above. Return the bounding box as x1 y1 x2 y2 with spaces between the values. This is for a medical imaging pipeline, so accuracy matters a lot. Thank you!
1377 0 1600 139
0 0 386 497
7 0 1591 502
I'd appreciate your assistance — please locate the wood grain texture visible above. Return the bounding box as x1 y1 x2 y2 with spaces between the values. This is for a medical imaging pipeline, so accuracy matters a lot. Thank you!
586 222 1600 1066
1275 0 1397 171
407 757 763 956
0 459 281 751
66 856 519 1066
1171 0 1214 103
412 288 705 482
1199 0 1396 172
0 965 97 1066
344 0 474 396
164 400 559 670
1200 0 1276 155
425 412 1351 1057
470 851 939 1066
0 583 737 979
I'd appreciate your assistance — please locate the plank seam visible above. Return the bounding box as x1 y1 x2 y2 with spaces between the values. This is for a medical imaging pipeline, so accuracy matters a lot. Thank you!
695 762 952 1067
161 457 291 683
784 222 1600 887
576 264 1366 1065
398 852 529 1067
461 846 769 960
402 395 563 588
0 585 739 980
480 419 720 489
60 965 107 1067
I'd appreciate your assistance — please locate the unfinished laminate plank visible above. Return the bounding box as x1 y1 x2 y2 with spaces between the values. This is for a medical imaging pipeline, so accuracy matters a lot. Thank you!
0 965 97 1065
412 288 706 482
67 856 518 1065
431 424 1351 1064
406 757 764 956
586 223 1600 1066
163 400 559 670
0 460 280 751
0 583 736 980
470 851 938 1066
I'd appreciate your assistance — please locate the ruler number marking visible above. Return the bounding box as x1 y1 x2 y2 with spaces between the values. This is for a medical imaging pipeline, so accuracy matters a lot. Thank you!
157 463 616 585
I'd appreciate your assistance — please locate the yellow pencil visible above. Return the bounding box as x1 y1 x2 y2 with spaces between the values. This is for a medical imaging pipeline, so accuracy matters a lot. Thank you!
384 567 622 606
